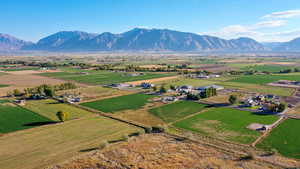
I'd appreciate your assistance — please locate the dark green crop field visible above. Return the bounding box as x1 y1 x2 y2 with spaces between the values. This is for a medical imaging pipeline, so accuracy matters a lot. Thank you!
229 74 300 85
80 93 155 113
0 101 52 133
40 69 174 85
257 119 300 159
174 107 278 144
241 65 295 73
149 101 208 123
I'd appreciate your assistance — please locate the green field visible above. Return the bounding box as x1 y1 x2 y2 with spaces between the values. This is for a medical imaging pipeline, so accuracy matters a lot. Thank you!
0 115 142 169
0 101 52 133
241 65 295 73
40 69 174 85
0 84 9 88
80 93 155 113
229 74 300 85
1 67 40 71
257 119 300 159
217 81 294 96
149 101 208 123
174 107 278 144
23 99 92 121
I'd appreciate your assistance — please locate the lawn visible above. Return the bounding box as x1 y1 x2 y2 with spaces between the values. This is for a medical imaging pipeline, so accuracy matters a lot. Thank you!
149 101 208 123
23 99 92 121
0 101 52 133
218 81 294 96
257 119 300 159
229 74 300 85
80 93 155 113
0 115 142 169
40 69 174 85
174 107 279 144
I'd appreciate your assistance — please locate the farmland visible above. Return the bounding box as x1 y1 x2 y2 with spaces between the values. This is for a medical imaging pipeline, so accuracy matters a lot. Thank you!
218 81 294 96
0 115 142 169
80 93 155 113
240 65 296 73
229 74 300 85
0 100 52 133
40 69 175 85
257 119 300 159
149 101 208 123
23 99 92 121
0 84 9 88
174 107 279 144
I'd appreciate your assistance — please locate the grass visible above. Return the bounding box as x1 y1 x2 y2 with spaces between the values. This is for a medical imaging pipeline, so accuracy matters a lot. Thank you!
218 81 294 96
149 101 208 123
0 101 52 133
0 84 9 88
40 69 174 85
56 86 131 102
229 74 300 85
23 99 92 121
257 119 300 159
241 65 295 73
80 93 155 113
0 115 142 169
174 107 278 144
0 67 40 71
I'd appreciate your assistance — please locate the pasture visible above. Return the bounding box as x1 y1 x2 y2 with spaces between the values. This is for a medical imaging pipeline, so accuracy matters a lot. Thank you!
229 74 300 85
80 93 155 113
56 86 131 102
0 101 52 133
149 101 208 123
0 115 142 169
241 65 295 73
218 81 294 96
40 69 174 85
23 99 92 121
257 119 300 159
174 107 278 144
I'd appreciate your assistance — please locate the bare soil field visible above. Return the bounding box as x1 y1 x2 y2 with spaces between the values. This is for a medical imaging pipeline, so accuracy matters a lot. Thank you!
0 70 86 96
51 134 291 169
126 75 179 85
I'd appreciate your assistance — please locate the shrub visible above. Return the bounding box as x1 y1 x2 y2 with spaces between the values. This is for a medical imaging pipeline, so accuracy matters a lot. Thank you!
122 134 129 141
56 111 69 122
145 127 152 133
151 125 165 133
229 95 238 105
99 140 109 149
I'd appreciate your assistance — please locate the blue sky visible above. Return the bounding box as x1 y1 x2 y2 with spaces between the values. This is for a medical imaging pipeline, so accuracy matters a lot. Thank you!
1 0 300 42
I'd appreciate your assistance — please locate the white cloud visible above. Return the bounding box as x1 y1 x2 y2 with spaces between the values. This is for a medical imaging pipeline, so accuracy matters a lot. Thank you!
254 20 286 28
203 9 300 42
262 9 300 19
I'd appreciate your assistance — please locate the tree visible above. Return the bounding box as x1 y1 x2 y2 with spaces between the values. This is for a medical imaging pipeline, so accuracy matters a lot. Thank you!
277 103 286 112
229 95 238 105
13 89 22 96
56 111 69 122
152 86 157 92
160 86 167 93
44 86 55 97
169 85 176 90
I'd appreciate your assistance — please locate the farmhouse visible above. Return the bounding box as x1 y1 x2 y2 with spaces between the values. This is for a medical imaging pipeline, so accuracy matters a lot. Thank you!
15 99 26 105
196 85 224 91
161 96 178 103
176 85 193 93
140 82 154 89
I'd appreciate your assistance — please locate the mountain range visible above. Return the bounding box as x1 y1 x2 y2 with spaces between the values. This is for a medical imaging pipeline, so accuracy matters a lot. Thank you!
0 28 299 52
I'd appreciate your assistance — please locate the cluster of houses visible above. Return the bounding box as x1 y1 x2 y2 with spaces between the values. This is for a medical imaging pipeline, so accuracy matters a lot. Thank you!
56 93 81 104
176 84 224 94
241 94 281 111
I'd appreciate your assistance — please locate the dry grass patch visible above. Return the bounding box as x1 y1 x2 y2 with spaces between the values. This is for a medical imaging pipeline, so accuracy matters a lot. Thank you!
0 115 142 169
126 75 179 85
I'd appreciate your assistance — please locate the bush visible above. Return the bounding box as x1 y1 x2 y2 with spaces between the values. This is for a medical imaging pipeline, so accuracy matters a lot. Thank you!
99 140 109 149
151 125 165 133
144 127 152 133
56 111 69 122
229 95 238 105
122 134 129 141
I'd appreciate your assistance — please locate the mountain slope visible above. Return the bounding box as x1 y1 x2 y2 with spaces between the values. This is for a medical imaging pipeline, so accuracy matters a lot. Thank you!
23 28 266 52
275 37 300 51
0 34 32 51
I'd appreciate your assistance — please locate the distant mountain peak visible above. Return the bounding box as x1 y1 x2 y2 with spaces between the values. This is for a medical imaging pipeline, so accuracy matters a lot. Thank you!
0 33 32 51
